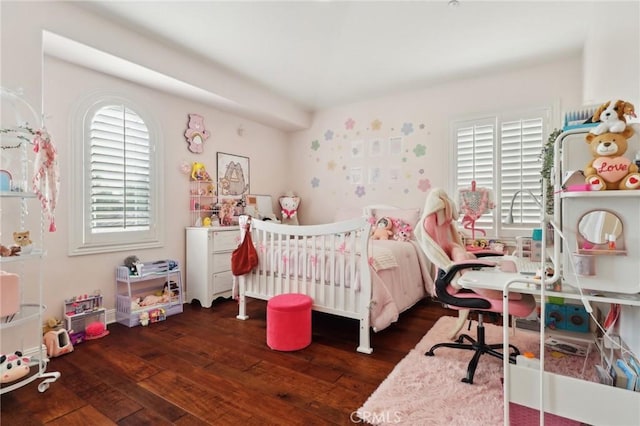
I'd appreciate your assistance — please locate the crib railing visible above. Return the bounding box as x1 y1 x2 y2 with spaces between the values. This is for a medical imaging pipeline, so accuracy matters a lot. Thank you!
236 216 374 353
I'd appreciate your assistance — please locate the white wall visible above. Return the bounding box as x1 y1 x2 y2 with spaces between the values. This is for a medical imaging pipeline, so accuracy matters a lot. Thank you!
288 56 583 224
1 2 290 352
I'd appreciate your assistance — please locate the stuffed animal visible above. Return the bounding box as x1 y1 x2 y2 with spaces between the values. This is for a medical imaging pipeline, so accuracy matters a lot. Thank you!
219 198 236 226
392 219 413 242
124 255 141 275
0 351 31 383
13 231 32 247
139 311 150 326
0 244 20 257
371 217 394 240
584 127 640 190
12 230 32 254
279 194 301 225
590 100 636 135
190 162 211 181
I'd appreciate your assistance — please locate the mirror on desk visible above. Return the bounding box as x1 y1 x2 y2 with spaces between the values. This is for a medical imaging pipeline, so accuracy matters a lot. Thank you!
244 194 275 220
578 210 623 245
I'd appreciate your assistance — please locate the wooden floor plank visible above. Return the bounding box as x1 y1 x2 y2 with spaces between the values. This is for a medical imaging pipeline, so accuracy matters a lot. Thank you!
0 298 453 424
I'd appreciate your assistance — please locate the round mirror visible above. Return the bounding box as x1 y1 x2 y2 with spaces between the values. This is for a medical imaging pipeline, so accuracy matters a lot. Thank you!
578 210 623 245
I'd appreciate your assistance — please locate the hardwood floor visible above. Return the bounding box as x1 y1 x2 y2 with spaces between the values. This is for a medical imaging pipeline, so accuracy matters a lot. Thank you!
1 298 454 425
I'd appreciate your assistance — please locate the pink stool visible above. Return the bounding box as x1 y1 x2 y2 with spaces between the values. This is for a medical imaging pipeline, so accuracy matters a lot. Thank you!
267 293 312 351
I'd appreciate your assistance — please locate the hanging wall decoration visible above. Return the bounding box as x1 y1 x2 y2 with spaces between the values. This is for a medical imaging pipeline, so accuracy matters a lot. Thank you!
184 113 210 154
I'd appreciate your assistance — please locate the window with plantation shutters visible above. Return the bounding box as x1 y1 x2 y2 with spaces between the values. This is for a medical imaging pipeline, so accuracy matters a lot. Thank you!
70 95 163 256
90 105 151 233
452 107 550 238
499 114 546 227
454 118 496 234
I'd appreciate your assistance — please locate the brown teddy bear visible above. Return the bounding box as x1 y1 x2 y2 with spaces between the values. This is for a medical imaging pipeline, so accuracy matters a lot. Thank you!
371 217 394 240
584 126 640 190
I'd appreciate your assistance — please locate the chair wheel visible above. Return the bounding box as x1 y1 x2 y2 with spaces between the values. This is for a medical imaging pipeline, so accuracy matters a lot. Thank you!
461 378 473 384
425 351 435 357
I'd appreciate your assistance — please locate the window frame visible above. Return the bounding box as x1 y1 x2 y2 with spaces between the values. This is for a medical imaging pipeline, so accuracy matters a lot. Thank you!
450 107 551 239
69 93 164 256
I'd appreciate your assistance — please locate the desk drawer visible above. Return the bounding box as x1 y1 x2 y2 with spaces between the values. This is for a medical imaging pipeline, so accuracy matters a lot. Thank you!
212 230 237 252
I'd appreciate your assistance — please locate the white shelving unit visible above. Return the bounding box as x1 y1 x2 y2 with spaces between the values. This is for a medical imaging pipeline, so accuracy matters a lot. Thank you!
504 128 640 425
115 260 183 327
189 180 217 227
0 87 59 393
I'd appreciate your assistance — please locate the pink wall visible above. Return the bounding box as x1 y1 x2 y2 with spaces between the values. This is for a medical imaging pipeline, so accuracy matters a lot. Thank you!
289 57 583 224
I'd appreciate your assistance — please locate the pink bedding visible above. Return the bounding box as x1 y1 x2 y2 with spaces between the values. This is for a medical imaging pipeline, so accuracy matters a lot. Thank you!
369 240 434 331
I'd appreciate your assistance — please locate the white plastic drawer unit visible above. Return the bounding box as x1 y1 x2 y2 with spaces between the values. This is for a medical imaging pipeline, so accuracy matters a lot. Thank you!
211 230 238 252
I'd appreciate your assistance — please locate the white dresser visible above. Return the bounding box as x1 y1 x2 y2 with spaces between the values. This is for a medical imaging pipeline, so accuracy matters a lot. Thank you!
186 227 238 308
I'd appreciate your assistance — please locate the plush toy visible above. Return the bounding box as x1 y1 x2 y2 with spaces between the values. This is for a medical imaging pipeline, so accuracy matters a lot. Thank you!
392 219 413 242
0 351 31 383
124 255 141 275
13 231 32 247
42 317 63 335
0 244 20 257
139 311 150 326
371 217 394 240
590 100 636 135
184 114 210 154
190 162 211 181
584 127 640 190
279 194 301 225
219 198 236 226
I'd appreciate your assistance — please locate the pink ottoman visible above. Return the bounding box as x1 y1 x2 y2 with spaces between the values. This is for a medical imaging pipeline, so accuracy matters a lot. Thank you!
267 293 312 351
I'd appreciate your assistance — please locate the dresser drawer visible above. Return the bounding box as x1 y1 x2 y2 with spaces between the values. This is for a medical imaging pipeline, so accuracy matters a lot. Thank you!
211 230 238 252
210 271 233 296
212 252 232 273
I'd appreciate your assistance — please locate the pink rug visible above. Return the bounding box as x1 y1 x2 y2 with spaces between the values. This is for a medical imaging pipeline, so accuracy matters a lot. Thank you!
358 316 597 425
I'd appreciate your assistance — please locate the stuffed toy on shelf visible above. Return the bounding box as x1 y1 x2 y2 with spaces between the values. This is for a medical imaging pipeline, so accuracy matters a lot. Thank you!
584 126 640 190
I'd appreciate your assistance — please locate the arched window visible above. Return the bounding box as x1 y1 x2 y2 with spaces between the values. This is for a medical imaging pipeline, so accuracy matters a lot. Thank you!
70 95 163 255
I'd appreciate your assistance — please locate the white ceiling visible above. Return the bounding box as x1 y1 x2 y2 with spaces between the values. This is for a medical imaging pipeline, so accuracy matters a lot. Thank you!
76 1 612 112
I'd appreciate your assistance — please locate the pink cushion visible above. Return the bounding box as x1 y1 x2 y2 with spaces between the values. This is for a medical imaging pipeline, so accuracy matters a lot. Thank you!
267 294 312 351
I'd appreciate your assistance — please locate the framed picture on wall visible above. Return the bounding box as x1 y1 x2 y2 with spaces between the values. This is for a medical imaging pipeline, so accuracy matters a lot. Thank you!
217 152 249 198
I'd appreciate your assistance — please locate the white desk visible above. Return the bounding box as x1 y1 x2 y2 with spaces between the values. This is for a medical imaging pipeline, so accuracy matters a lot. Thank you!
458 268 640 426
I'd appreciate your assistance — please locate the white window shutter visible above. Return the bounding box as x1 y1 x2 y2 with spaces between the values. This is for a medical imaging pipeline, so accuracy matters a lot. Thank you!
90 105 151 233
500 117 544 226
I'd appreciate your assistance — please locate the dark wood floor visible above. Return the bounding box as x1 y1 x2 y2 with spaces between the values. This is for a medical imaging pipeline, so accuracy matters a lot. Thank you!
1 298 454 425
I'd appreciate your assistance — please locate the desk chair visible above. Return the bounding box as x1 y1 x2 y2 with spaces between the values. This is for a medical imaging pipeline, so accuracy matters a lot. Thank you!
415 188 536 384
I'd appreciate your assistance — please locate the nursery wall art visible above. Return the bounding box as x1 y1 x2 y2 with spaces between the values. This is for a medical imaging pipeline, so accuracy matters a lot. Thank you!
184 113 210 154
217 152 249 198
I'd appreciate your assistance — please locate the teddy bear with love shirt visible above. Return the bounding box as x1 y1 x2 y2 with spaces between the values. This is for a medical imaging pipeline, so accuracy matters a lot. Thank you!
584 126 640 190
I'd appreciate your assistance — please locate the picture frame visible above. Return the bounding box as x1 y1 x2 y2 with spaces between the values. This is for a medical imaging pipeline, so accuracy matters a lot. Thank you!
217 152 249 198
